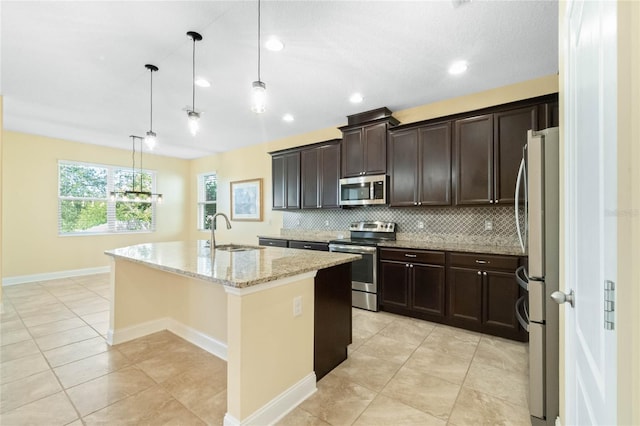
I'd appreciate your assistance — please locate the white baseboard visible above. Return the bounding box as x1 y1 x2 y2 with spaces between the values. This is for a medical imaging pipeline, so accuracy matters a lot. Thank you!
107 317 228 361
2 266 110 286
223 372 317 426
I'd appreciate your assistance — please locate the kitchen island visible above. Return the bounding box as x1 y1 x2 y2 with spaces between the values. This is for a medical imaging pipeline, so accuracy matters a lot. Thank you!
104 240 359 426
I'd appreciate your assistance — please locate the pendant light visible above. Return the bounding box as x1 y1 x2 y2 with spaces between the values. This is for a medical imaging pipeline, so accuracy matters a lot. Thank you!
110 135 163 203
251 0 266 113
186 31 203 136
144 64 159 150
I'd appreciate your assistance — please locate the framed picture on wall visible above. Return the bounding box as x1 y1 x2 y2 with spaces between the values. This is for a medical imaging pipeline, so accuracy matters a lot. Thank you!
230 178 263 221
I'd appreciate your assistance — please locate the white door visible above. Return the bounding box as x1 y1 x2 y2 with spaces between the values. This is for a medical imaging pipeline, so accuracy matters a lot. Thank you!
563 0 617 425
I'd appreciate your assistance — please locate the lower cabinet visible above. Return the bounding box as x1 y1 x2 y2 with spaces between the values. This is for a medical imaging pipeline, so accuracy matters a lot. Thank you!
380 247 527 341
379 248 446 323
447 252 527 341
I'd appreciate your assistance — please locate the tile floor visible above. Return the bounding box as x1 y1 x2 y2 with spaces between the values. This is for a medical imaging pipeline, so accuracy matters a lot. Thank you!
0 273 531 425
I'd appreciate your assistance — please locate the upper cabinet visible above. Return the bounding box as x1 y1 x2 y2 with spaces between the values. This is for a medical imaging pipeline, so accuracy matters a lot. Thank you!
454 104 538 205
271 151 300 210
301 140 341 209
388 121 452 206
339 107 399 178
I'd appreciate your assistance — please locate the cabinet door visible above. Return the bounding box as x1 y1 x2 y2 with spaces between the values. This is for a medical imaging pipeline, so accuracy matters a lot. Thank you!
285 152 301 209
482 270 522 337
388 128 419 206
363 122 387 175
454 114 493 205
447 266 483 327
539 101 559 129
419 122 452 205
301 148 320 209
411 263 446 318
341 128 364 177
319 143 340 208
272 155 286 210
494 106 537 204
380 261 410 309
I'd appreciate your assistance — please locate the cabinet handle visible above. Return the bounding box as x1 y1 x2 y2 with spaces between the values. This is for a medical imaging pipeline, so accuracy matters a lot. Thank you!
475 260 489 264
495 200 499 204
414 202 417 206
418 202 422 205
489 200 494 204
410 264 414 268
303 245 311 249
404 254 417 258
483 271 487 276
477 271 482 275
406 264 410 267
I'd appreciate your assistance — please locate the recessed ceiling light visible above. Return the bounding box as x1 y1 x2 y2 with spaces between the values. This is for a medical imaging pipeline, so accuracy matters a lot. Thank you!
349 93 364 103
448 60 468 75
283 113 294 122
265 37 284 52
195 77 211 88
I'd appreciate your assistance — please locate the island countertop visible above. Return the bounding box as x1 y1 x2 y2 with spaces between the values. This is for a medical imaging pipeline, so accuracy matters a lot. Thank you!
105 240 360 289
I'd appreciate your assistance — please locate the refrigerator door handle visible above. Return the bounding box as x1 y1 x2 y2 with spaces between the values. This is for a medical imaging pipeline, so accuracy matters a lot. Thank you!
515 148 528 254
515 265 529 291
515 295 529 332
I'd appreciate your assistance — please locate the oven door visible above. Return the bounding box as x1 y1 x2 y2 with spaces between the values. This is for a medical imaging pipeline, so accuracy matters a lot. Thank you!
329 244 378 311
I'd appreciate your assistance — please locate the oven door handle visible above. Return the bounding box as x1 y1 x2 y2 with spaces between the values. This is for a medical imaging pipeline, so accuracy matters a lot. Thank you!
329 244 377 254
515 295 529 332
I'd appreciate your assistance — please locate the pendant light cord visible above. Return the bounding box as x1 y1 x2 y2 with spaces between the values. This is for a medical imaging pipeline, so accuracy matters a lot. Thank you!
257 0 261 81
192 37 196 111
149 70 154 133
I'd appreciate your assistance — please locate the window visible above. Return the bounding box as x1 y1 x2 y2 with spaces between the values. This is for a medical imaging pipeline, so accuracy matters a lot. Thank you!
58 161 157 234
198 172 217 230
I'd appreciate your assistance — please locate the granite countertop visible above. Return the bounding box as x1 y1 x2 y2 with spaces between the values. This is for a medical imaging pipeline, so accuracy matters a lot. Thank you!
377 240 525 256
105 240 360 289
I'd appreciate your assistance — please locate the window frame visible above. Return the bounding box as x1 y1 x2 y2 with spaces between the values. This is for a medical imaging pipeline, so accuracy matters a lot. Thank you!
58 160 158 236
197 172 218 231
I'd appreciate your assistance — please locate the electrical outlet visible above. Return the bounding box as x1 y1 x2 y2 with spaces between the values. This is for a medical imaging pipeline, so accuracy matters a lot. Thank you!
417 221 425 229
484 219 493 231
293 296 302 316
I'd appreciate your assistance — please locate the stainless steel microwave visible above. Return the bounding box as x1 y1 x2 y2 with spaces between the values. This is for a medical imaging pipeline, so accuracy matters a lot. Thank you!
339 174 387 206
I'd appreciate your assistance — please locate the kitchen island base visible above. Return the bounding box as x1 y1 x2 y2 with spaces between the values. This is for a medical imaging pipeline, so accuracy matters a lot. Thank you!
106 246 355 425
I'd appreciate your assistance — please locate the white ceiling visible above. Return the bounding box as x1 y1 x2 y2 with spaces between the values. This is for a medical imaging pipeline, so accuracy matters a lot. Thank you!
1 1 558 159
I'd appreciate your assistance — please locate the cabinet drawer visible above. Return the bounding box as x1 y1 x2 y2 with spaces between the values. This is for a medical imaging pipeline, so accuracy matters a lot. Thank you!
448 252 519 270
379 248 445 264
288 240 329 251
258 238 288 248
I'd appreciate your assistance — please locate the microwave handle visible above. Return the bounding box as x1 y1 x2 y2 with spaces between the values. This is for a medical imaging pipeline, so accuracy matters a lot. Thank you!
370 182 374 199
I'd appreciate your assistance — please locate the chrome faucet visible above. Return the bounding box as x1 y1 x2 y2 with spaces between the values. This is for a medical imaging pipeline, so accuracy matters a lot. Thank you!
207 213 232 250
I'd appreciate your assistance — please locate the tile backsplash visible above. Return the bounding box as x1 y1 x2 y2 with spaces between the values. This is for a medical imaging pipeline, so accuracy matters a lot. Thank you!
283 205 522 245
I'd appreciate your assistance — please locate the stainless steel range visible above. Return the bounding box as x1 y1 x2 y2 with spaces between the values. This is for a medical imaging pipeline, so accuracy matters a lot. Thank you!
329 221 396 311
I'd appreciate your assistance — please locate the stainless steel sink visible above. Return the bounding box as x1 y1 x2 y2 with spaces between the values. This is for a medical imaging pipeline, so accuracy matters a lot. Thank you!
214 244 264 252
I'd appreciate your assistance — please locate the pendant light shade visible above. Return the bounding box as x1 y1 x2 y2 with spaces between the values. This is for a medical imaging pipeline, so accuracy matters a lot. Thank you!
186 31 203 135
251 0 266 113
144 64 159 149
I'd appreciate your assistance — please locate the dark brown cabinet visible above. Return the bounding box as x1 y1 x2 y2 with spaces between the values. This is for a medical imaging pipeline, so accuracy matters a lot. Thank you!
288 240 329 251
447 252 526 341
258 237 288 248
539 101 559 129
301 140 341 209
388 122 451 206
341 122 388 177
454 105 537 205
379 248 446 322
271 151 300 210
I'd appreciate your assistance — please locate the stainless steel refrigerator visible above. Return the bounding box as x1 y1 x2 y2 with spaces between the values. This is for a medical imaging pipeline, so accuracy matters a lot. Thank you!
514 127 559 426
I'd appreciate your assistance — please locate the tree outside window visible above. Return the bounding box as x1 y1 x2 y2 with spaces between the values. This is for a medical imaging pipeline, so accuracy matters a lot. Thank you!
198 173 217 230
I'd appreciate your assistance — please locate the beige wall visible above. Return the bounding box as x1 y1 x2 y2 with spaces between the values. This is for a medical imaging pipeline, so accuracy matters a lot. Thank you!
2 131 190 278
189 74 559 245
0 96 3 299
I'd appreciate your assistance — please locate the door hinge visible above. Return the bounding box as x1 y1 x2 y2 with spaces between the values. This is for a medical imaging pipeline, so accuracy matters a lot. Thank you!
604 280 615 330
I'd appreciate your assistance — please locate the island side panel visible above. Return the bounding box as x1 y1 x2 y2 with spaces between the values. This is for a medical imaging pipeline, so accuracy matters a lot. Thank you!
226 276 315 422
109 258 170 343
